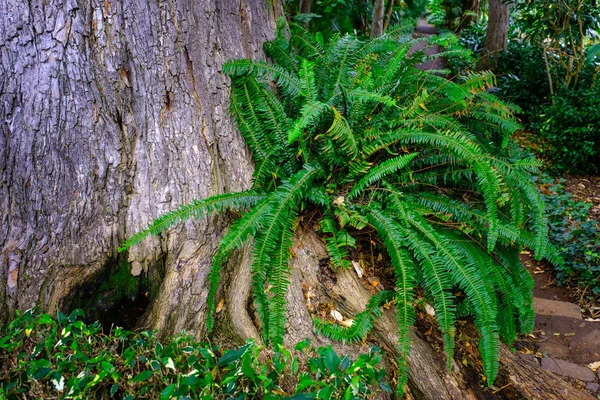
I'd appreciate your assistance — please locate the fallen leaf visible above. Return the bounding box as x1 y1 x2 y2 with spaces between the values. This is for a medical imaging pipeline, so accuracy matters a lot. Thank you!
331 309 343 322
425 303 436 316
352 260 364 278
340 319 354 327
333 196 345 206
588 361 600 371
215 299 225 314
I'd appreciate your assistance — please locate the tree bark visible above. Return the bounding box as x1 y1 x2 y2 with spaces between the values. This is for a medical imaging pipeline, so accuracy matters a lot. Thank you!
478 0 510 71
382 0 395 33
371 0 386 37
0 0 282 336
299 0 312 15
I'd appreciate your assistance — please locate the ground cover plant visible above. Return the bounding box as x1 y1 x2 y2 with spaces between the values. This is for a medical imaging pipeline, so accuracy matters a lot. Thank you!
0 309 390 399
120 21 560 395
540 176 600 296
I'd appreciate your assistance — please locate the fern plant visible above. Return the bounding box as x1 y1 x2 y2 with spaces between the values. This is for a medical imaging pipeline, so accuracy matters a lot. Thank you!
120 21 560 396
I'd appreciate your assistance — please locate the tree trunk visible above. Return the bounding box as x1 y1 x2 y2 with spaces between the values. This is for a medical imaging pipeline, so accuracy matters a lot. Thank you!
371 0 386 37
0 0 281 335
458 0 480 31
299 0 312 14
382 0 395 33
0 1 594 399
478 0 510 71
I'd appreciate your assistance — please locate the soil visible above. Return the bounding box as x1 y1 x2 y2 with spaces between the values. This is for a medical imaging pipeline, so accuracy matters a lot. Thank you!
564 176 600 224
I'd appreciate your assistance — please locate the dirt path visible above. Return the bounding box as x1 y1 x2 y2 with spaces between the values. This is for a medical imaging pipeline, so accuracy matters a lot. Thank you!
412 18 447 72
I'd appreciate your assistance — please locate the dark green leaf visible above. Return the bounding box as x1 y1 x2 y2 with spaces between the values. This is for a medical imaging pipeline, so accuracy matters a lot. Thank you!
132 370 153 383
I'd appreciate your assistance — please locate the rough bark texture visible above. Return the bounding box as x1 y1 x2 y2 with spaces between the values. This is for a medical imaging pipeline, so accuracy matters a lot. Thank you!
0 0 282 336
478 0 509 71
499 347 595 400
370 0 385 37
299 0 312 15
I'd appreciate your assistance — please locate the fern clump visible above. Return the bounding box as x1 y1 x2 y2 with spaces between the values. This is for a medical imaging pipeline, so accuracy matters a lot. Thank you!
120 21 559 396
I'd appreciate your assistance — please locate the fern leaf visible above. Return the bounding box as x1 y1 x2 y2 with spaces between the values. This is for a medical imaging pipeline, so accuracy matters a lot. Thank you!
380 209 457 368
368 209 416 396
323 107 358 158
288 101 328 143
322 217 352 269
314 290 395 343
206 198 273 332
267 210 297 345
118 191 265 252
348 153 417 199
223 59 302 98
408 213 499 384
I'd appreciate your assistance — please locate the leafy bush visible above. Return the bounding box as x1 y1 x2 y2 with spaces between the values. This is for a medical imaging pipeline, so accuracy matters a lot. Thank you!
495 41 551 116
121 22 558 394
540 177 600 294
0 309 390 399
457 22 487 56
430 33 476 76
531 80 600 173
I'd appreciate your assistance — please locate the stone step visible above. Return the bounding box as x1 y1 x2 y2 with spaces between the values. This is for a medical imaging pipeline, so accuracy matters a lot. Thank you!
534 314 600 365
533 297 582 319
541 357 596 382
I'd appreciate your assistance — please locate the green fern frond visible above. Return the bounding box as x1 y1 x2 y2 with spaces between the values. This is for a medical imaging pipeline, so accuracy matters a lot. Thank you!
323 107 358 158
118 191 265 252
230 79 272 162
398 131 503 252
368 209 416 396
348 153 417 199
322 217 352 269
206 198 273 332
408 213 499 384
386 211 457 368
267 210 297 345
223 59 302 98
289 23 324 58
299 59 317 102
264 39 298 74
288 101 328 143
314 290 395 343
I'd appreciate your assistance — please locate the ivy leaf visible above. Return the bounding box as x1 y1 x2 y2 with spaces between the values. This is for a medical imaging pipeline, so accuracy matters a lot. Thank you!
160 384 177 400
132 370 153 383
323 346 340 373
218 343 251 366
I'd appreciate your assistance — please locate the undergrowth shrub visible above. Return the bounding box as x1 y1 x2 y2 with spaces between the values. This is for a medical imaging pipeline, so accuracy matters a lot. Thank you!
540 177 600 295
495 41 551 116
0 309 390 399
120 21 559 395
530 80 600 174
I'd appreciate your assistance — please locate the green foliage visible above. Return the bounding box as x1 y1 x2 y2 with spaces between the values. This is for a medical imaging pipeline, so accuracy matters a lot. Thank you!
530 79 600 173
286 0 427 39
495 40 551 115
429 33 477 76
121 22 554 395
0 309 390 399
540 177 600 295
99 259 139 301
512 0 600 90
